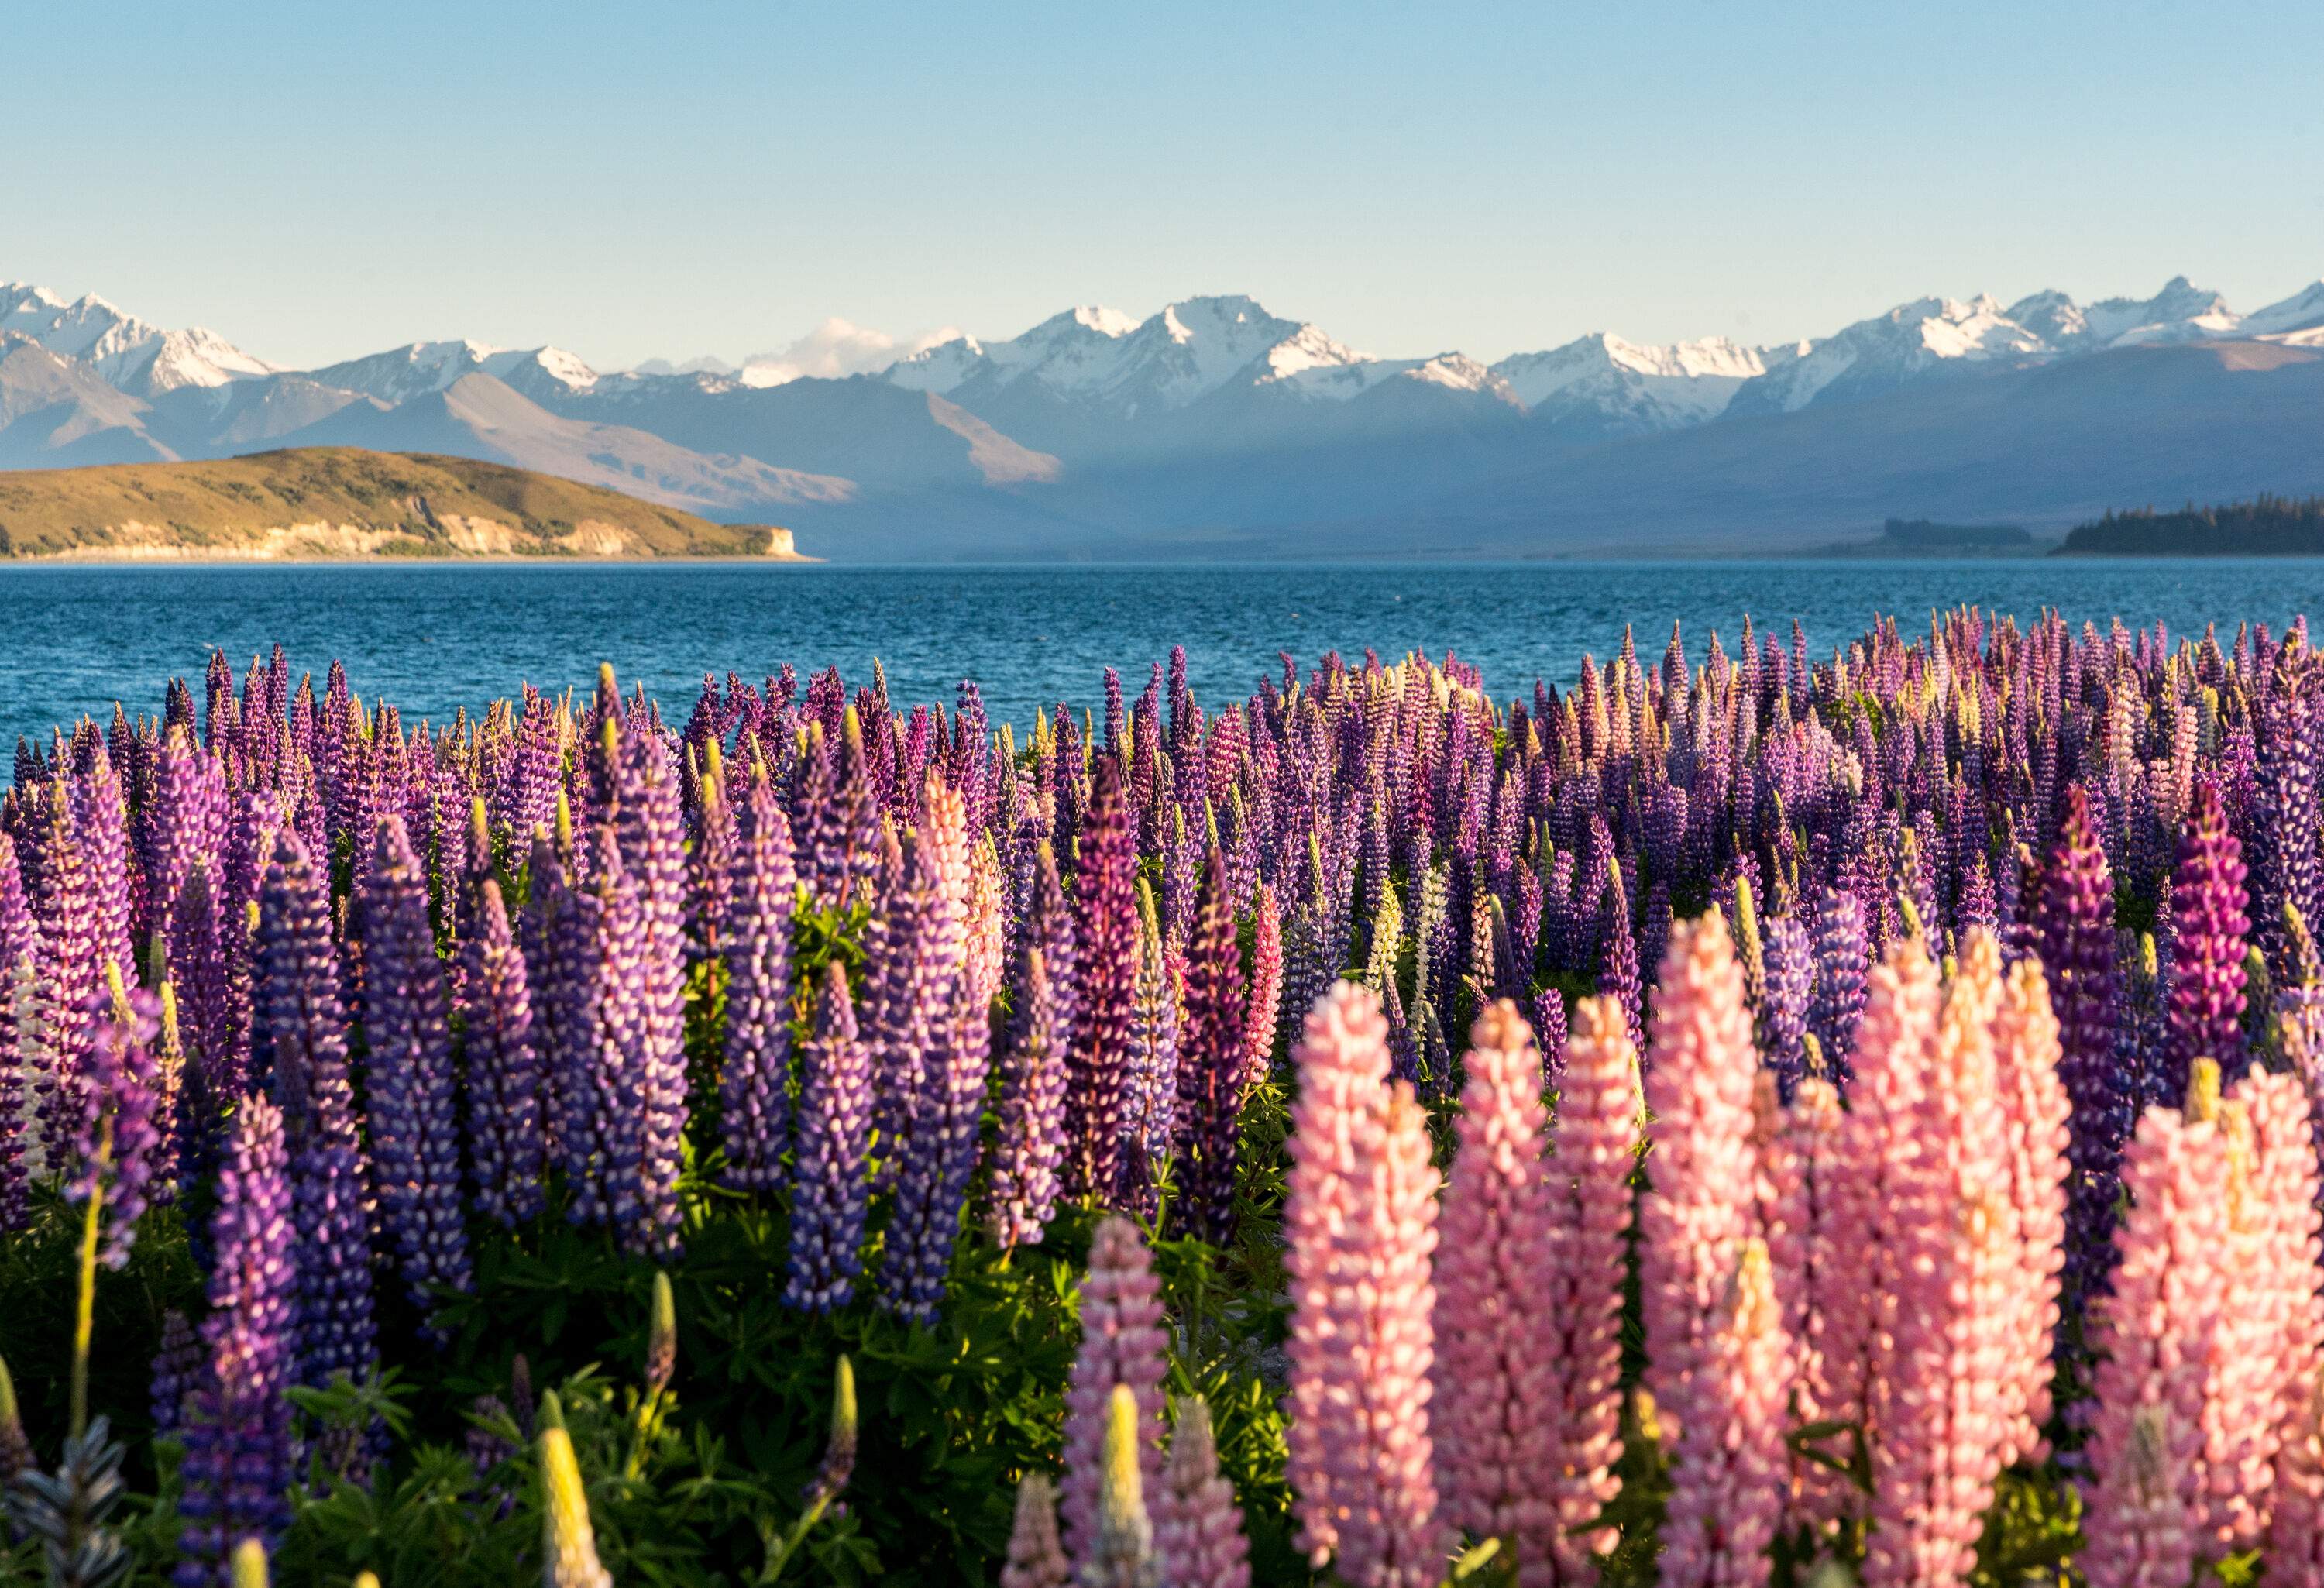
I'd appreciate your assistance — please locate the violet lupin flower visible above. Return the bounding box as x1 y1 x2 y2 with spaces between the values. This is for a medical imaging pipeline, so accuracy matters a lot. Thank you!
1808 888 1869 1086
29 780 101 1149
784 961 874 1311
150 1308 201 1437
987 945 1068 1251
1758 913 1812 1098
0 834 41 1232
174 1095 296 1583
2166 777 2251 1089
70 981 163 1270
252 830 377 1395
70 745 135 988
359 816 473 1322
608 708 692 1261
720 779 796 1191
1067 757 1139 1205
1171 850 1246 1245
462 878 544 1227
2039 784 2130 1307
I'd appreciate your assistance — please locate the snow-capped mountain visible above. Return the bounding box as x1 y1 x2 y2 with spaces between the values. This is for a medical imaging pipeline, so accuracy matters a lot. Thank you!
1490 334 1765 435
0 284 274 397
5 269 2324 559
304 340 599 406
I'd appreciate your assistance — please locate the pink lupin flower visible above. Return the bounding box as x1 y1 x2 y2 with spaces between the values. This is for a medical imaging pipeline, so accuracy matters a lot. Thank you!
1639 911 1786 1588
2255 1068 2324 1566
1992 949 2070 1461
2271 1373 2324 1574
1656 1237 1788 1588
1284 981 1445 1588
2082 1064 2229 1588
1061 1215 1168 1565
1433 1000 1556 1566
1541 995 1640 1583
1239 882 1284 1091
1002 1473 1071 1588
1153 1396 1250 1588
1817 931 1943 1502
1864 930 2013 1588
1766 1072 1848 1531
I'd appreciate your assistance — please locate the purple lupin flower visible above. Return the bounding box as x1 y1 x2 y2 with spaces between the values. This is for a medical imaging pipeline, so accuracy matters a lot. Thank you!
1172 849 1246 1244
720 780 796 1191
462 878 543 1226
1758 913 1812 1098
28 780 101 1149
1067 758 1139 1205
252 830 377 1394
2038 784 2130 1307
150 1307 201 1437
70 744 135 987
2164 776 2250 1091
878 823 985 1325
1121 878 1179 1218
359 816 473 1321
174 1095 295 1584
70 980 163 1270
1596 871 1643 1057
0 834 42 1232
785 962 873 1311
608 706 691 1260
1807 887 1868 1086
988 944 1068 1251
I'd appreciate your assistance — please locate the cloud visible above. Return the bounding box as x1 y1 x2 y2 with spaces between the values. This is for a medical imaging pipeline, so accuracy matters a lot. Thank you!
734 317 964 387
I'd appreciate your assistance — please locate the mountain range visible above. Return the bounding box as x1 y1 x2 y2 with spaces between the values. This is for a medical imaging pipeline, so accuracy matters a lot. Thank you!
5 273 2322 559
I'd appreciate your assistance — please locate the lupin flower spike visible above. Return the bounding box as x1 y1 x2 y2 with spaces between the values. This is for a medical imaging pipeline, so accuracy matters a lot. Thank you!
540 1423 614 1588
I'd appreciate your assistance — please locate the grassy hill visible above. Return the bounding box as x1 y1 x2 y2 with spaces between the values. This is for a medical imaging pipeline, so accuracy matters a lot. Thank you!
0 447 807 559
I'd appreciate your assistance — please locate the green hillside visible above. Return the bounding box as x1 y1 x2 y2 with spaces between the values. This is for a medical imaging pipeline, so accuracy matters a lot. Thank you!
0 448 806 559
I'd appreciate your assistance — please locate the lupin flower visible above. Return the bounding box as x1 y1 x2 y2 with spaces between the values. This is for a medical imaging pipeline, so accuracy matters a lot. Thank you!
1758 913 1811 1098
0 833 40 1232
2040 785 2131 1306
1067 758 1139 1204
1284 983 1443 1588
360 816 473 1319
1656 1239 1788 1588
1542 995 1641 1578
1061 1216 1168 1565
1082 1385 1158 1588
1432 1000 1556 1565
1239 882 1284 1090
720 780 797 1191
987 946 1068 1251
1172 851 1245 1244
71 980 163 1269
1991 951 2071 1463
150 1308 201 1437
1807 888 1869 1085
1002 1474 1072 1588
1153 1396 1251 1588
2167 777 2252 1089
176 1095 296 1581
785 963 873 1312
539 1422 614 1588
462 878 544 1226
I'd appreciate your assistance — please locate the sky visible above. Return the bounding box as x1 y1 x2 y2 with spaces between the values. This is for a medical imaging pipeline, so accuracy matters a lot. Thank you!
10 0 2323 374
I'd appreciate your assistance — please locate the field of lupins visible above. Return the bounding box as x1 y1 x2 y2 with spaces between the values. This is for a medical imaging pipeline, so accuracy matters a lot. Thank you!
0 610 2322 1586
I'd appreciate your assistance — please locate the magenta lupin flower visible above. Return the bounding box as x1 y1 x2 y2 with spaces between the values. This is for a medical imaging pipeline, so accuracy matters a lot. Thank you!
1172 849 1246 1244
71 982 164 1269
1067 757 1139 1204
1239 882 1284 1091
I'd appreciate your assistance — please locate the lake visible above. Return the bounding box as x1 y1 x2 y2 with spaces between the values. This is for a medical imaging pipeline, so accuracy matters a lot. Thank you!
0 559 2311 746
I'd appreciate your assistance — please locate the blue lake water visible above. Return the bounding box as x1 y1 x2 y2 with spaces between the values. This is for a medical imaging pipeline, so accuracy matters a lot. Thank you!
0 559 2314 748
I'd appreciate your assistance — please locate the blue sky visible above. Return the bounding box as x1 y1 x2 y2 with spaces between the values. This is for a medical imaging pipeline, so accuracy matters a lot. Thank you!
13 1 2322 371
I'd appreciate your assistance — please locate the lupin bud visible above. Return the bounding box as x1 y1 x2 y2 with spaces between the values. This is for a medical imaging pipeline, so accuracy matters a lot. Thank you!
538 1388 566 1433
355 1576 383 1588
813 1356 858 1503
0 1355 29 1485
1088 1383 1157 1588
511 1354 536 1438
539 1424 613 1588
2186 1056 2223 1123
645 1271 676 1397
232 1538 270 1588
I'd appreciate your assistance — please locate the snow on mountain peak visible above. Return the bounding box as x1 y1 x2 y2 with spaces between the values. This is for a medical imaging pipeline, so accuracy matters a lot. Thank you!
0 280 277 394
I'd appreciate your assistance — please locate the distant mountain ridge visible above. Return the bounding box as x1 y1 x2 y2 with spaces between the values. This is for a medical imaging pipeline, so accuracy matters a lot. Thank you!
4 272 2323 558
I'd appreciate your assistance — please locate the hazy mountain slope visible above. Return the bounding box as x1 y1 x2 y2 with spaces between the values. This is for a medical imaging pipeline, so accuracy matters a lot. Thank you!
0 448 806 559
273 374 857 516
0 334 171 467
1380 339 2324 555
